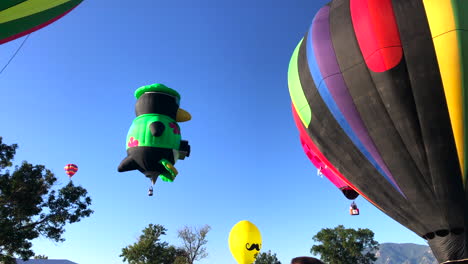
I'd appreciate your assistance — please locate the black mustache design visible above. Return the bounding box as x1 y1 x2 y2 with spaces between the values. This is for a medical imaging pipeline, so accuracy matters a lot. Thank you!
246 243 261 251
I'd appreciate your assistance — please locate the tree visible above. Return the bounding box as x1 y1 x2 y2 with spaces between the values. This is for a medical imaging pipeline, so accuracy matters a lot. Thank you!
177 225 211 264
120 224 186 264
254 250 281 264
0 137 93 263
173 256 189 264
310 225 379 264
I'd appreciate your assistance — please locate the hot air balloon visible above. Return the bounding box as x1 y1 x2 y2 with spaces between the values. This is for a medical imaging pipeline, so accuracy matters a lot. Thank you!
229 220 262 264
288 0 468 263
0 0 83 45
64 163 78 179
118 83 191 196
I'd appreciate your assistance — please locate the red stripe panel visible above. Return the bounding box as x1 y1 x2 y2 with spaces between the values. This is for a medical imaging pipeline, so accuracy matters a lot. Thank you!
350 0 402 72
65 164 78 173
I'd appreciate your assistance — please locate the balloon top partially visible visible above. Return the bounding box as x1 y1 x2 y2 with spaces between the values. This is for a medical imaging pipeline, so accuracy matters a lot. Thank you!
134 83 181 102
0 0 84 45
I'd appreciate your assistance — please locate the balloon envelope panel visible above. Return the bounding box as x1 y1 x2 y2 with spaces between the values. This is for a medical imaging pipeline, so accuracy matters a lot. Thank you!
0 0 83 44
288 0 468 262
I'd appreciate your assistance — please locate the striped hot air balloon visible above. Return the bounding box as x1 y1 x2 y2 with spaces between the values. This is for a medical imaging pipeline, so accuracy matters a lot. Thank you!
0 0 84 45
288 0 468 263
64 163 78 179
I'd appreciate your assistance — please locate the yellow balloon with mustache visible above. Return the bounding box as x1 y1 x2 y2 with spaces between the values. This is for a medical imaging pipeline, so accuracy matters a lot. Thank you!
228 220 262 264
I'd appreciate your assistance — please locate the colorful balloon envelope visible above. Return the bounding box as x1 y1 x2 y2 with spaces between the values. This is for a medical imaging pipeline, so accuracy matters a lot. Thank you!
228 220 262 264
64 164 78 179
117 83 192 184
0 0 83 45
288 0 468 263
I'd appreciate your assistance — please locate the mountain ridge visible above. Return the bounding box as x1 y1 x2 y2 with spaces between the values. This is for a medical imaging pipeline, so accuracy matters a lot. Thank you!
374 242 437 264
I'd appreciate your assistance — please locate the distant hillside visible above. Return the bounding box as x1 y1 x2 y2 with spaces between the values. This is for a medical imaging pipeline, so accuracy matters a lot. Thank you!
374 243 437 264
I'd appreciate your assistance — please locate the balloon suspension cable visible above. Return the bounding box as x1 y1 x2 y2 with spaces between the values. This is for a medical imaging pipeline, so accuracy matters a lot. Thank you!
0 34 31 76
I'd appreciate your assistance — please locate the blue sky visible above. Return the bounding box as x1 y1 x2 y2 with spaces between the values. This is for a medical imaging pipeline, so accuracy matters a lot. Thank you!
0 1 427 263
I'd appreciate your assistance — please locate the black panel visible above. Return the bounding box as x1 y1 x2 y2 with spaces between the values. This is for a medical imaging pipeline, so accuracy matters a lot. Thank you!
136 92 179 119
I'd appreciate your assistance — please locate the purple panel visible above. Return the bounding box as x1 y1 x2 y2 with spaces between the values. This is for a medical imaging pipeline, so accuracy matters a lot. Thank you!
311 5 400 190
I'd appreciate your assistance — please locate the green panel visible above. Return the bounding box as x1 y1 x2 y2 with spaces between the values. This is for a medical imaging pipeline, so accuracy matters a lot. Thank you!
0 0 81 40
0 0 72 23
126 114 181 150
0 0 27 11
452 0 468 185
135 83 181 101
288 38 311 126
452 0 468 29
461 29 468 186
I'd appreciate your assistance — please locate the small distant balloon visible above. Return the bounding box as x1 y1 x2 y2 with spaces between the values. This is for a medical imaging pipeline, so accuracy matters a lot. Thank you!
64 164 78 179
228 220 262 264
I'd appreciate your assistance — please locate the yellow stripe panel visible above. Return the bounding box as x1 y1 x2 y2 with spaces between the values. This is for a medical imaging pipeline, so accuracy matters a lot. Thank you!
0 0 70 23
423 0 464 177
423 0 456 37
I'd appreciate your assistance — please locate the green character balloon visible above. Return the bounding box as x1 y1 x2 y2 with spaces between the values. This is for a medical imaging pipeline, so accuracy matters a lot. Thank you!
118 83 191 196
